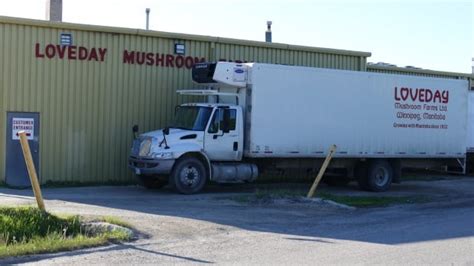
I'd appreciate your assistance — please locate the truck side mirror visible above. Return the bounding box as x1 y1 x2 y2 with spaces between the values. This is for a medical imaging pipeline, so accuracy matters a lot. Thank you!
132 125 139 139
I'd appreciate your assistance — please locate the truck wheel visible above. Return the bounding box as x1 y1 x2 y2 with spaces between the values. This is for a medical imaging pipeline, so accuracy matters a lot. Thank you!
137 175 168 189
366 160 393 192
170 157 207 194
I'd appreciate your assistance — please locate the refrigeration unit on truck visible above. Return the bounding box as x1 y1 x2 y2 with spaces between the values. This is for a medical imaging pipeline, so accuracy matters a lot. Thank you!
129 62 471 194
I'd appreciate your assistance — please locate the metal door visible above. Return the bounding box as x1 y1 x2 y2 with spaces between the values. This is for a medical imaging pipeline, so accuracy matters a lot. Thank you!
5 112 40 187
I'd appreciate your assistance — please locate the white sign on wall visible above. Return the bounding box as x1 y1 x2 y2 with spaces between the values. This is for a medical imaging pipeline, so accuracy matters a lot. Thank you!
12 118 34 140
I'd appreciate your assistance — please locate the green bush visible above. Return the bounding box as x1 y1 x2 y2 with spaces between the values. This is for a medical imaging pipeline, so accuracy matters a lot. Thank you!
0 207 81 245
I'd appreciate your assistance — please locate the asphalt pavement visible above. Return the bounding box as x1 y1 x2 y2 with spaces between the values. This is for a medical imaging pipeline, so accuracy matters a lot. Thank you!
0 177 473 265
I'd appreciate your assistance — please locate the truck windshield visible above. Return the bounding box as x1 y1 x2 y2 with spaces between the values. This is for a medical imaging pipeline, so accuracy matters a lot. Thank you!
171 106 213 131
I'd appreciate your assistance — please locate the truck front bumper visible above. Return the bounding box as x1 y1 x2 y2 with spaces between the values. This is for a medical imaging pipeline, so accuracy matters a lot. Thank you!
128 156 175 175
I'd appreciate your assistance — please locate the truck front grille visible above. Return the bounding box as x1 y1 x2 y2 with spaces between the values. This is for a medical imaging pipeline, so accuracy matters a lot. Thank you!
129 157 159 169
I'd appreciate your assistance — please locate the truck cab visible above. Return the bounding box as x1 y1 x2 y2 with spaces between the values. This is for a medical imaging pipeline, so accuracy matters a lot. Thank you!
129 65 258 194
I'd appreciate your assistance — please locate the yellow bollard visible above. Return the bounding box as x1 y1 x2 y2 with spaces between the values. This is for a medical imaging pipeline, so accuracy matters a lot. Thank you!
307 144 337 198
18 131 45 211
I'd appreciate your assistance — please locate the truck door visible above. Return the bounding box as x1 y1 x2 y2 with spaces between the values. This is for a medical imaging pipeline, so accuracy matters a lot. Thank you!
204 107 242 161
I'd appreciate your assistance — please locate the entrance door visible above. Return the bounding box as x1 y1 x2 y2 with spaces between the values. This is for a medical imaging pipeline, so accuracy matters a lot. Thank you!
5 112 40 187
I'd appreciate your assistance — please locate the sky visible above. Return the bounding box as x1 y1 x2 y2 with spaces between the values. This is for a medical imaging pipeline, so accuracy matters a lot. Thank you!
1 0 473 73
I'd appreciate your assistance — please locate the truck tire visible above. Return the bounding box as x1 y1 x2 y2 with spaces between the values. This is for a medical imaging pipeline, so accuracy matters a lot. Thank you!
170 157 207 194
366 160 393 192
137 175 168 189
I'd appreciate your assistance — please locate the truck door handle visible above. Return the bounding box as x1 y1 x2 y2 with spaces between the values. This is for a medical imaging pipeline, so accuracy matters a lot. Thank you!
233 142 238 151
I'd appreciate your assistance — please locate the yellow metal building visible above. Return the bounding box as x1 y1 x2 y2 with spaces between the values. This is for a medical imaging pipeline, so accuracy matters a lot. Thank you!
0 16 372 185
368 64 474 83
1 16 472 185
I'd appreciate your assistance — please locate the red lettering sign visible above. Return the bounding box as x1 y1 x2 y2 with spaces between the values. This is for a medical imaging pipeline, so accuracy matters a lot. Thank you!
121 49 205 69
394 87 449 104
35 43 107 62
36 43 207 69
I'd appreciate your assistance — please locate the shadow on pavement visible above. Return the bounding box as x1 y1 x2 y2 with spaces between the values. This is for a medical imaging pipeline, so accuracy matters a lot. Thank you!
0 241 214 264
0 178 473 248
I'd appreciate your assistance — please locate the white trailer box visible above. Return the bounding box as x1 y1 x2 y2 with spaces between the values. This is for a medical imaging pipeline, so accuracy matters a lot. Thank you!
130 61 471 194
244 64 468 159
467 91 474 152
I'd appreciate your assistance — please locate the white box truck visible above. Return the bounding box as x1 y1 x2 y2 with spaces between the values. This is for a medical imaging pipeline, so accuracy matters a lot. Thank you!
129 62 471 194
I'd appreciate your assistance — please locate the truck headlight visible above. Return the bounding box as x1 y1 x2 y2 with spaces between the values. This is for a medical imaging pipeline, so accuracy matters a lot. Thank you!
139 138 152 157
151 151 174 159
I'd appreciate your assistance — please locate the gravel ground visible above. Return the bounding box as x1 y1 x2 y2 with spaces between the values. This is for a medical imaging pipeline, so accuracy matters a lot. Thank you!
0 177 473 265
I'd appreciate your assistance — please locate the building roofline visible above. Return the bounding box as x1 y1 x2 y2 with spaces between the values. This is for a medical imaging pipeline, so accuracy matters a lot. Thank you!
0 16 372 57
367 65 474 79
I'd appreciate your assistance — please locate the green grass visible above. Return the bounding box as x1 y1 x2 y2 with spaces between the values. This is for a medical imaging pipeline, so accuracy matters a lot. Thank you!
43 180 135 188
255 188 305 198
400 174 452 181
0 207 81 245
231 188 306 203
0 180 135 189
317 192 427 207
99 216 134 229
229 188 427 207
0 207 130 259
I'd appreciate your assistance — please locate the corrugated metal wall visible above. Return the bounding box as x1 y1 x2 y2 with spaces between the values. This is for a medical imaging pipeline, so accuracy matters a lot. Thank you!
0 17 369 184
368 65 474 92
367 65 473 80
213 42 365 70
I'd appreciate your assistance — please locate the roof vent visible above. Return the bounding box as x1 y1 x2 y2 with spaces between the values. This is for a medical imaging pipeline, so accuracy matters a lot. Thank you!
265 21 272 43
45 0 62 22
145 8 151 30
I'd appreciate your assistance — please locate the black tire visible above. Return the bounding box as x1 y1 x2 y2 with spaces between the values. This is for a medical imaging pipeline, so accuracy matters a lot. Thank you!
366 160 393 192
137 175 168 189
170 157 207 194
